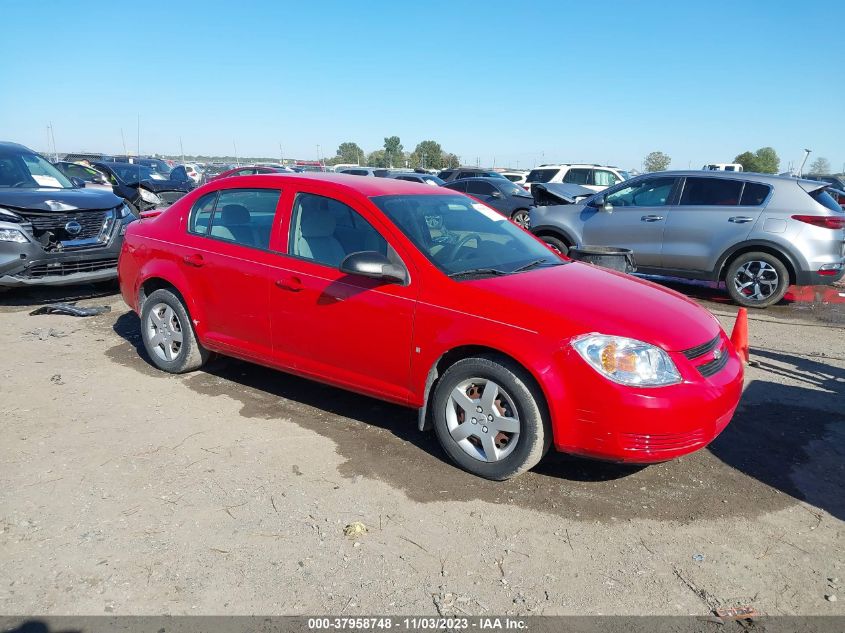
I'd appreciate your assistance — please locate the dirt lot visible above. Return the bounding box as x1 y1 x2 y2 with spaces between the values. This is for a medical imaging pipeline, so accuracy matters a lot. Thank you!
0 281 843 616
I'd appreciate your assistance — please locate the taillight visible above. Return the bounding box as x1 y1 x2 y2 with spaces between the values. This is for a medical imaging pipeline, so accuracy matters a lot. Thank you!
791 215 845 229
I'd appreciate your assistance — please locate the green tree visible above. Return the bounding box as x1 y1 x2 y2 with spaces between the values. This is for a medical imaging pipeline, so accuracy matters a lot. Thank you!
733 151 758 172
410 140 444 170
754 147 780 174
367 149 387 168
643 151 671 172
383 136 403 168
334 142 365 165
808 157 831 174
442 153 460 169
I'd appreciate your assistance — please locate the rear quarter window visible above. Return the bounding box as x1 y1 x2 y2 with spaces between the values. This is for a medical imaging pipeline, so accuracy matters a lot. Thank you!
739 182 771 206
189 192 218 235
526 168 557 183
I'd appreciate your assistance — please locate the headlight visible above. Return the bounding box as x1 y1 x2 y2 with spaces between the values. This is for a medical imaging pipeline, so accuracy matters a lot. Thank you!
0 207 23 222
117 202 136 219
138 188 161 204
571 334 681 387
0 228 29 243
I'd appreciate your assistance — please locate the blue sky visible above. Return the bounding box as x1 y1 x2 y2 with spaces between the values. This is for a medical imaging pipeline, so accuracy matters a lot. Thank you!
1 0 842 172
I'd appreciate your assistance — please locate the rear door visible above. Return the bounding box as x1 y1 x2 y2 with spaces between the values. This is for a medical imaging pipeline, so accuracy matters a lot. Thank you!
580 176 679 268
178 187 283 360
662 177 768 274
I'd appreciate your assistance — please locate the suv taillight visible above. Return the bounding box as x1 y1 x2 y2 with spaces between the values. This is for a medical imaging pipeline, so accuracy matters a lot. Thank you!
792 215 845 229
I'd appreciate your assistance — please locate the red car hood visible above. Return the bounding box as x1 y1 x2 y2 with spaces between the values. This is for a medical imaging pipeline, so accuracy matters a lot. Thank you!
464 262 722 352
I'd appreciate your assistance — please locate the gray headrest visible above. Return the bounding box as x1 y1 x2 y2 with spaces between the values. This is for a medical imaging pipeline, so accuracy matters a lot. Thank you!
220 204 250 225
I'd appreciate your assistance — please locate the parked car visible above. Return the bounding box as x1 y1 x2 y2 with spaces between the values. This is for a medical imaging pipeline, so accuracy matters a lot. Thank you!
0 142 134 288
443 177 535 228
53 161 113 190
117 173 744 479
338 167 392 177
92 161 192 211
389 172 444 186
438 168 510 182
179 163 204 185
525 164 629 193
210 165 292 181
501 170 528 186
530 171 845 307
703 163 744 172
106 157 173 178
801 174 845 190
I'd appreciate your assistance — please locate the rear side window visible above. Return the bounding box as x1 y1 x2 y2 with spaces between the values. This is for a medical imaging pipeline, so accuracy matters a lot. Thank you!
526 168 557 183
189 192 217 235
563 168 590 185
438 170 455 180
208 189 281 249
444 180 467 192
679 177 742 206
739 182 771 206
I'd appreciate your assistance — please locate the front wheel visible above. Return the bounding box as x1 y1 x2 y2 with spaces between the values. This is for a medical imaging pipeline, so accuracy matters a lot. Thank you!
725 252 789 308
540 235 570 256
432 355 551 480
140 288 210 373
511 209 530 229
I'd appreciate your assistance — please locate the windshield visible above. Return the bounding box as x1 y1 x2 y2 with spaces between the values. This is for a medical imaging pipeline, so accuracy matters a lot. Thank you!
371 194 561 277
109 162 157 183
422 175 444 186
499 181 532 197
618 171 632 181
0 150 73 189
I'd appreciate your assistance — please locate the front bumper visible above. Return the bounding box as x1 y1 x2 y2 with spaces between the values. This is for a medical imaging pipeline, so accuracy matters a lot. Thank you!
550 331 744 463
0 216 132 288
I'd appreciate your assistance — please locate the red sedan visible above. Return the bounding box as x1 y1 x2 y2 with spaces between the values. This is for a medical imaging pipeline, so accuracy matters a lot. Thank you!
117 174 743 480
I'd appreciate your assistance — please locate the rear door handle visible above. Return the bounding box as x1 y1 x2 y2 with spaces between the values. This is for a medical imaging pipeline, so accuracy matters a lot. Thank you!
183 254 204 267
729 216 754 223
275 276 303 292
640 215 664 222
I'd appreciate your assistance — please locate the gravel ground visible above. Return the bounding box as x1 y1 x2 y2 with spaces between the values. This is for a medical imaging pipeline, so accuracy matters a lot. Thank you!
0 281 843 616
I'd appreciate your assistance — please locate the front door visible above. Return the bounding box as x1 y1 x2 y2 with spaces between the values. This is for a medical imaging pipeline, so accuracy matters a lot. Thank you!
580 176 679 268
268 191 418 404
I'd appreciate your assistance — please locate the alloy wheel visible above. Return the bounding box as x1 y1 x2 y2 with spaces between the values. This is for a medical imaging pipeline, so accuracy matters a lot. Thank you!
445 378 521 462
513 210 530 229
146 302 184 362
733 261 779 302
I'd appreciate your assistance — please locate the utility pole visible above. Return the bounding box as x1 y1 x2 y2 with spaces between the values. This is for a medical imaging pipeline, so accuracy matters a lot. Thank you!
48 123 58 161
120 128 128 157
233 140 240 167
180 137 185 164
137 114 141 157
279 143 284 165
798 148 811 177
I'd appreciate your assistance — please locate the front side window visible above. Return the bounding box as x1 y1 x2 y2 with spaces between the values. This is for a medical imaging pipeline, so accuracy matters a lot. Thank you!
190 188 280 248
372 194 561 277
679 177 743 206
593 170 620 187
605 177 676 207
444 180 467 193
466 180 496 196
289 192 387 268
526 168 558 183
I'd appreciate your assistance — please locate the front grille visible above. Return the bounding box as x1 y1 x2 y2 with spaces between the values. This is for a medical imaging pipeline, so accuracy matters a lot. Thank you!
24 258 118 278
681 335 720 360
698 350 730 377
620 429 707 453
19 209 110 240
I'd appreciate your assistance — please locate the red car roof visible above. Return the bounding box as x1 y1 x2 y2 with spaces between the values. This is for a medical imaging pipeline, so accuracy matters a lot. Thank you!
220 172 454 197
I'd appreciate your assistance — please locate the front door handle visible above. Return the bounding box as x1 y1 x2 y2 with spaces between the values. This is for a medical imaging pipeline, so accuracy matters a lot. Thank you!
275 276 303 292
729 216 754 223
640 215 664 222
183 254 204 267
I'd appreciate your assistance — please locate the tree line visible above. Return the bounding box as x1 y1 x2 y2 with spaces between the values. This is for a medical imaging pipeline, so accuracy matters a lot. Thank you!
325 137 460 170
642 147 835 175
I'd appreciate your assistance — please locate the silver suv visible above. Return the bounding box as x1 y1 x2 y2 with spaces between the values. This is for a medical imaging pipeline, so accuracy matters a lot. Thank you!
530 171 845 307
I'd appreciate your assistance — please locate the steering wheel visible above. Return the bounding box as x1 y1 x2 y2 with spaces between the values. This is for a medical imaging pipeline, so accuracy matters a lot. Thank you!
447 233 482 261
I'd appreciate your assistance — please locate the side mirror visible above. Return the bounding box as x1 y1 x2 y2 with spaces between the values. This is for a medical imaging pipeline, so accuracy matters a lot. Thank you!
340 251 406 284
490 190 503 199
590 194 613 212
70 176 86 188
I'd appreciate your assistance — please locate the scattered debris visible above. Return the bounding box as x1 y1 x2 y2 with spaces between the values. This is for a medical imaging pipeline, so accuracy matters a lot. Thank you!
30 302 111 317
826 594 838 602
692 553 705 562
343 522 368 538
713 606 759 622
50 374 63 385
26 328 68 340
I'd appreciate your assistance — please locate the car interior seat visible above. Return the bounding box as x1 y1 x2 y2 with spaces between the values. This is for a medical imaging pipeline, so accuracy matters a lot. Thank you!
295 197 346 266
211 203 255 245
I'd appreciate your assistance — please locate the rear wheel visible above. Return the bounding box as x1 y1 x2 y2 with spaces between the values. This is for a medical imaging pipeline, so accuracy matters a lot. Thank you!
511 209 530 229
432 355 551 480
140 288 210 373
540 235 570 256
725 251 789 308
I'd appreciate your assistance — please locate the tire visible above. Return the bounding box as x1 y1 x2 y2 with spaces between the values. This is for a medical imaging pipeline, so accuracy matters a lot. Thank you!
725 251 789 308
540 235 570 256
511 208 531 229
139 288 210 373
432 355 551 480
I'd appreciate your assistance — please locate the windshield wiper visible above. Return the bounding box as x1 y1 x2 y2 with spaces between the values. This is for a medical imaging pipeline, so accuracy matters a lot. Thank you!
448 268 509 279
511 258 559 273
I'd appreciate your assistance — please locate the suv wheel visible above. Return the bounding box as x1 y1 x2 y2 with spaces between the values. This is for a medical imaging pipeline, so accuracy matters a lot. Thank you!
725 252 789 308
140 288 210 372
511 209 530 229
540 235 570 256
432 355 551 480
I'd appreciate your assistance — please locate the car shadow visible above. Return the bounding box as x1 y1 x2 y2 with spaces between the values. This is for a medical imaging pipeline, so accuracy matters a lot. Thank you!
0 283 118 312
108 310 843 521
